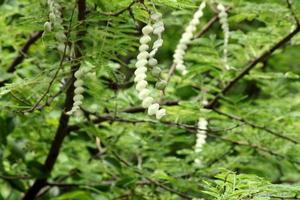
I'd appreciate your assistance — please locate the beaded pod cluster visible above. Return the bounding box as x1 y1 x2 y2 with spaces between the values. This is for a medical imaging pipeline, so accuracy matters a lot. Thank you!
66 68 85 115
173 1 206 75
217 3 230 70
134 12 166 120
194 117 208 165
44 0 67 52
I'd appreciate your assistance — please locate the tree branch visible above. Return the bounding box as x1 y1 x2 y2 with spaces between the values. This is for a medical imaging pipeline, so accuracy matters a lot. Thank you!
205 25 300 109
212 109 300 145
22 0 86 199
0 31 43 87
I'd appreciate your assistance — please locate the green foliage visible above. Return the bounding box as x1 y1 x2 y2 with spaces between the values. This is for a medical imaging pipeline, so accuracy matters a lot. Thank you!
1 0 300 199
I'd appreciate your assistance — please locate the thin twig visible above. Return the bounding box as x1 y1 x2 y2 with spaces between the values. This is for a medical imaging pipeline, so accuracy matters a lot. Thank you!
24 6 77 113
213 109 300 145
0 31 43 87
112 152 194 199
100 1 136 17
205 25 300 109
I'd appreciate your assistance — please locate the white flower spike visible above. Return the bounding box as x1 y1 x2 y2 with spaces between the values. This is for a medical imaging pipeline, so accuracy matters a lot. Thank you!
217 3 230 70
173 1 206 74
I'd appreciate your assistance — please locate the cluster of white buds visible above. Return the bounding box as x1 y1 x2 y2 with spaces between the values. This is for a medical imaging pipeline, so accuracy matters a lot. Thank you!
194 117 208 165
173 1 206 75
66 68 85 115
217 3 230 70
44 0 67 49
134 12 166 120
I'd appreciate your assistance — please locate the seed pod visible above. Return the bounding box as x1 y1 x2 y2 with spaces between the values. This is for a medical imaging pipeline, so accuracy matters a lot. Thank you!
74 94 84 101
134 74 146 82
55 32 67 42
134 67 147 75
153 39 163 49
151 13 162 21
142 25 153 35
74 80 83 87
139 35 151 44
142 96 153 108
139 89 150 100
49 12 56 23
44 21 52 32
153 26 165 35
135 60 147 68
156 109 166 119
139 44 149 52
137 51 149 60
155 80 167 90
136 80 148 91
148 103 159 115
151 67 161 77
74 101 82 107
75 86 84 94
148 58 158 66
75 70 83 79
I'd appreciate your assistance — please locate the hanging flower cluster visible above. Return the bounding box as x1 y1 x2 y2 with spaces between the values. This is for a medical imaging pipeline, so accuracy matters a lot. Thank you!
173 1 206 75
194 117 208 165
217 3 230 70
66 68 85 115
134 12 166 120
44 0 67 52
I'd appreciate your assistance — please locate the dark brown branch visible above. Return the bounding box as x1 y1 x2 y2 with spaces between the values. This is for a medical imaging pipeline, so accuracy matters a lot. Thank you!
213 109 300 145
22 1 86 199
205 25 300 109
7 31 43 73
0 31 43 87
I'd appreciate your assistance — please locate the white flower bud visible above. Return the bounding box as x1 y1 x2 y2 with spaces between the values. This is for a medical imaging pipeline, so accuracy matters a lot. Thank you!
140 35 151 44
151 13 162 21
49 12 56 23
176 63 186 72
182 32 193 41
149 49 158 57
199 1 206 9
75 86 84 94
153 26 165 35
139 89 150 100
74 101 82 107
137 51 149 60
191 17 200 26
142 96 153 108
148 58 158 66
142 25 153 35
136 80 148 91
74 70 83 78
185 25 196 33
135 59 147 68
139 44 149 52
134 73 146 82
44 21 52 32
148 103 159 115
134 67 147 75
74 94 83 101
55 32 67 42
217 4 225 11
194 10 203 19
74 80 83 87
153 39 163 49
156 109 166 119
